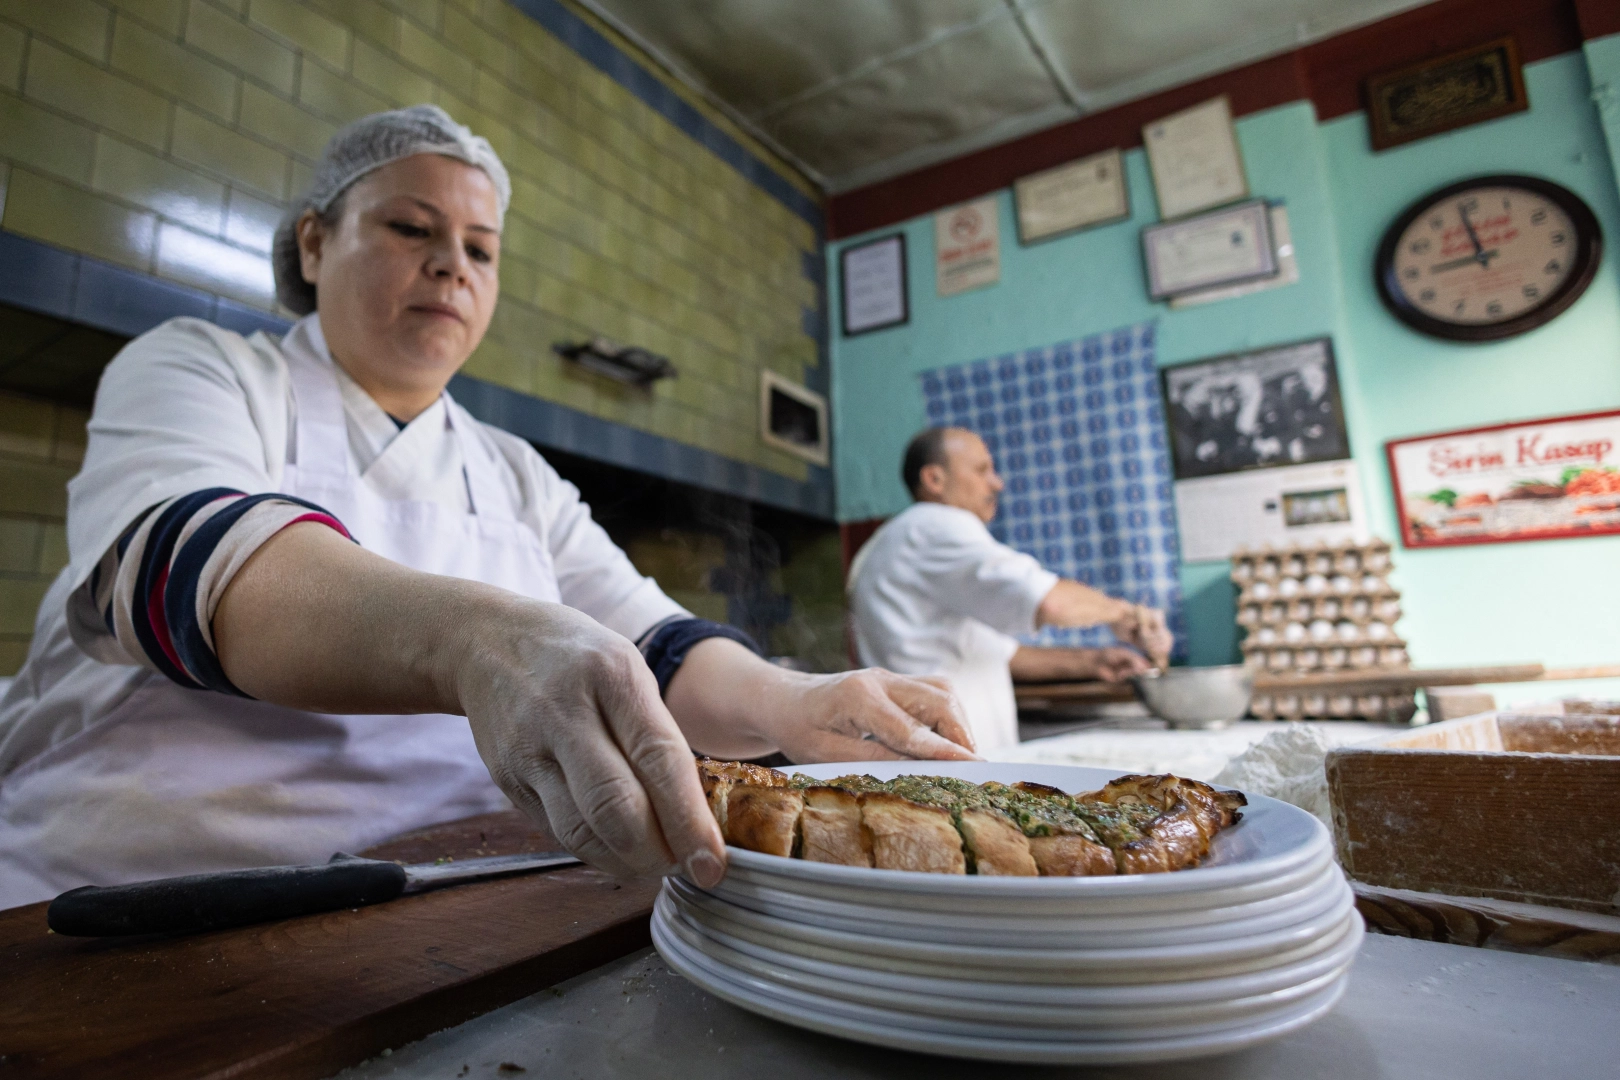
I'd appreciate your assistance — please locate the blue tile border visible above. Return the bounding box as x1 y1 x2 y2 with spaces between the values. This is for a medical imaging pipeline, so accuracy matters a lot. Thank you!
0 229 833 518
508 0 822 235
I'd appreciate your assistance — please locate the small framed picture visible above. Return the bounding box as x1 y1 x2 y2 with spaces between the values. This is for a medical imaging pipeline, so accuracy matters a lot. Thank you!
1160 337 1350 480
1142 198 1276 300
839 233 908 336
1013 148 1129 244
760 371 829 467
1365 37 1527 152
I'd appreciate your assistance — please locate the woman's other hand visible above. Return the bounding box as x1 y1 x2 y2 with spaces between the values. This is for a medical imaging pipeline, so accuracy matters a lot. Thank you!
664 639 979 763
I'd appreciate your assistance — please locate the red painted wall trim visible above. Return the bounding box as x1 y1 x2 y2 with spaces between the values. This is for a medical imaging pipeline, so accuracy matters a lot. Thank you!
827 0 1586 239
1574 0 1620 41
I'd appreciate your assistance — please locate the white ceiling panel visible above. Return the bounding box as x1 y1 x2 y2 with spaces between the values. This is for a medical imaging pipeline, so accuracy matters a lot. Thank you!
760 16 1061 182
574 0 1440 191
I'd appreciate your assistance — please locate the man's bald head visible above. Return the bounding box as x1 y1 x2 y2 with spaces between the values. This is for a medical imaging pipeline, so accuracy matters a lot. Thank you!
902 426 1004 523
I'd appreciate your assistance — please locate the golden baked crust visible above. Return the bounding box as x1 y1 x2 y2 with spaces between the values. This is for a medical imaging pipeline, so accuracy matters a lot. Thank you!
957 807 1038 876
693 760 1242 876
800 786 873 867
857 792 965 874
1026 833 1115 877
722 784 803 858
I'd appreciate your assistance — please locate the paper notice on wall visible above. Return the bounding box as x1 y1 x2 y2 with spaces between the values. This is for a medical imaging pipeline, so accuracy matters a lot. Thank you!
1174 460 1368 563
935 197 1001 296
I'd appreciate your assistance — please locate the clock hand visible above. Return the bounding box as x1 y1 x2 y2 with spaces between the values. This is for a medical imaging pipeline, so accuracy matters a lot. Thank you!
1430 249 1500 273
1457 203 1488 264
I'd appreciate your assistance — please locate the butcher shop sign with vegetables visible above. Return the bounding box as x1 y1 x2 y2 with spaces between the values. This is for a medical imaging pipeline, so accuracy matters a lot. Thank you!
1386 409 1620 548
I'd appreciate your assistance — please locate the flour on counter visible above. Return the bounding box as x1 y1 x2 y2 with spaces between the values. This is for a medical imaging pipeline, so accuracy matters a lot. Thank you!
1214 725 1347 830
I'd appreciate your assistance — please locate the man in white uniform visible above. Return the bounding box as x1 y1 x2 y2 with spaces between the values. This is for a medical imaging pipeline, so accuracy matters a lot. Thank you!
850 427 1173 753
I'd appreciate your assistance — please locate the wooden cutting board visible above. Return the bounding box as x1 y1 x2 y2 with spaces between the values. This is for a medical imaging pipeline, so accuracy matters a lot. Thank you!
0 811 660 1080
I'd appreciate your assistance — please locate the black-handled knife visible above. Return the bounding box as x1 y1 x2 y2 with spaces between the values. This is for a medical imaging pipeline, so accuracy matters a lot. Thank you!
47 850 582 937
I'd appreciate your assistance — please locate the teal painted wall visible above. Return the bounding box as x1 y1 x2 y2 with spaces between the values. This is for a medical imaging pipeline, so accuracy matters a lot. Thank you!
830 51 1620 697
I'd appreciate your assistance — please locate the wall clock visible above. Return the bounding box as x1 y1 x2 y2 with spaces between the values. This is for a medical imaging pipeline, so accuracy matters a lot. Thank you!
1375 175 1602 342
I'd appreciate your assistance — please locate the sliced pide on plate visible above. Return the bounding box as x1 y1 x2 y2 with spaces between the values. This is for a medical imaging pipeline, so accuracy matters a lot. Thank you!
695 758 1246 877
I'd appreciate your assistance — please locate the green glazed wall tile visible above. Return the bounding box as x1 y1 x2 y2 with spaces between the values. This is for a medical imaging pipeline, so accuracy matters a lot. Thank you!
110 17 238 121
51 407 87 465
440 5 507 76
398 18 474 100
351 38 434 106
239 83 335 161
0 638 29 677
0 393 53 459
0 454 75 516
185 0 297 95
381 0 441 31
247 0 349 70
0 93 97 184
3 168 157 270
304 0 396 49
224 188 284 252
0 576 51 636
0 22 22 90
0 515 43 574
155 221 276 308
37 521 69 573
92 134 228 234
297 60 389 126
23 40 170 150
108 0 186 36
0 0 109 61
172 107 289 198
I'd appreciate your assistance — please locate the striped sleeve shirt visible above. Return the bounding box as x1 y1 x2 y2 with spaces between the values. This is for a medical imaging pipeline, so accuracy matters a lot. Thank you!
81 489 349 695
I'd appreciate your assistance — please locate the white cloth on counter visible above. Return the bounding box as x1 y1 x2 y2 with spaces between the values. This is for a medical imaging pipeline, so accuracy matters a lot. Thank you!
848 502 1058 754
0 314 686 906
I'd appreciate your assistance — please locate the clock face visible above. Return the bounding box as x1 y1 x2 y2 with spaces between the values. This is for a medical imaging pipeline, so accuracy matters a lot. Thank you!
1376 176 1602 341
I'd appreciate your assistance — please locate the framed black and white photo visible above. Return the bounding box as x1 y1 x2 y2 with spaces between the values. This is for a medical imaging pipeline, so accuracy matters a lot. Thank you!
760 371 829 466
1160 338 1350 480
839 233 908 336
1142 199 1276 300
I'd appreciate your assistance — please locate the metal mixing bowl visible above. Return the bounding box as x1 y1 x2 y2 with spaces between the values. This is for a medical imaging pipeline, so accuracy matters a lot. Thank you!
1129 665 1254 729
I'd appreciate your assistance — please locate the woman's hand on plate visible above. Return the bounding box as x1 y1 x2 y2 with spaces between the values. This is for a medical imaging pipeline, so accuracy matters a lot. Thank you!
665 639 979 764
455 599 726 887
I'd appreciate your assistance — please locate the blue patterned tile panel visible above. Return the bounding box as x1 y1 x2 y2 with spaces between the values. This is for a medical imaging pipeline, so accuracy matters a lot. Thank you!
919 322 1186 658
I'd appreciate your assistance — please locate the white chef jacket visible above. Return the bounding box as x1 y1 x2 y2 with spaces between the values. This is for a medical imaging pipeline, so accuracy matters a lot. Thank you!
848 502 1058 753
0 315 686 904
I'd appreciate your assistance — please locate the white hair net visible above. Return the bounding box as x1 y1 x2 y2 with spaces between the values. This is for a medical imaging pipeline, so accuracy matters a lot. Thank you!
272 104 511 314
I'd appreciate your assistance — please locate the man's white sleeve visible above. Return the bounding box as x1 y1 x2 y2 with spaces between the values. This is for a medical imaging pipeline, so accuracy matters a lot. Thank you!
911 513 1059 638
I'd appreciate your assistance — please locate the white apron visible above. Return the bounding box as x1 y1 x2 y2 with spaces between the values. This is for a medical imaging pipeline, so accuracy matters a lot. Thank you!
0 334 559 904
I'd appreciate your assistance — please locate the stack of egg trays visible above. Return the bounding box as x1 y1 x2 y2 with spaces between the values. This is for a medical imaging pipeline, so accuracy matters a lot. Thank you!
1231 539 1415 722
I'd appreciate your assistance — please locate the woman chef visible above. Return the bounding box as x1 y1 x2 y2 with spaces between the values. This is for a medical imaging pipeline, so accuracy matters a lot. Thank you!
0 106 973 908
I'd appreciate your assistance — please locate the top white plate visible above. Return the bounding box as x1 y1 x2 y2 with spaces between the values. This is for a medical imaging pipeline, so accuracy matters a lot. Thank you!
717 762 1329 906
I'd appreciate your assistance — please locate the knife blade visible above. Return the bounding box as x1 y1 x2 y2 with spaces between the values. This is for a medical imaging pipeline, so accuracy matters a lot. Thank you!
46 850 582 937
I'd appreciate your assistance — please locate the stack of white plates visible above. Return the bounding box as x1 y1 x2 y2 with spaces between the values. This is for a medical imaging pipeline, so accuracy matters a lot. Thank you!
654 762 1360 1065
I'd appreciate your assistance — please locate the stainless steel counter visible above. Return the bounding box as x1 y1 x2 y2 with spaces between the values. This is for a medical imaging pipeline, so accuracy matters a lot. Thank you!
332 934 1616 1079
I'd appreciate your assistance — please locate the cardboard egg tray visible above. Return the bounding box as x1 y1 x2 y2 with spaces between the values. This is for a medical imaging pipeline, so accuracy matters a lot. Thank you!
1231 539 1413 721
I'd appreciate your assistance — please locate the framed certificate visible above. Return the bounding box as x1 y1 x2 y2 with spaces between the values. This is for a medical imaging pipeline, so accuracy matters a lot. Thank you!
840 233 908 336
1142 199 1277 300
934 198 1001 296
1013 148 1129 244
1143 95 1249 220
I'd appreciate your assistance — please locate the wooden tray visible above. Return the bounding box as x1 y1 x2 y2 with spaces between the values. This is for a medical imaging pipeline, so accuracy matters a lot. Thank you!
0 811 659 1080
1327 712 1620 914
